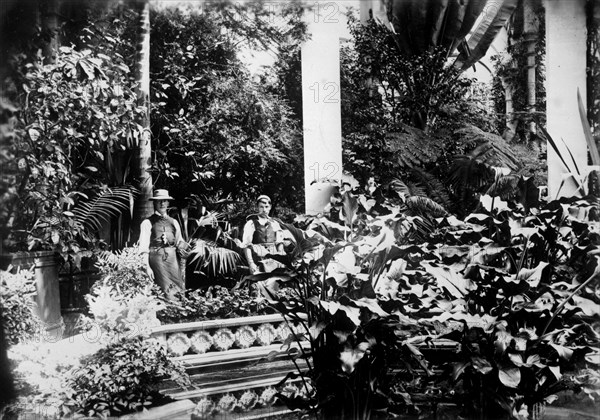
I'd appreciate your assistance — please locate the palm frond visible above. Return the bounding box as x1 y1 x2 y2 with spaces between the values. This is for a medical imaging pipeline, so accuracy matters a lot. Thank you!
188 239 241 277
72 186 137 233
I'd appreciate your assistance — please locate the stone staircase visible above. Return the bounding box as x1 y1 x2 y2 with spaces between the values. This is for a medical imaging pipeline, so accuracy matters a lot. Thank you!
151 314 461 419
151 314 310 419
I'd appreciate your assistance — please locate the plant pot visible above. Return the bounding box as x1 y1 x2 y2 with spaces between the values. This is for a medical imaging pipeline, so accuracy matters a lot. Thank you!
2 251 64 341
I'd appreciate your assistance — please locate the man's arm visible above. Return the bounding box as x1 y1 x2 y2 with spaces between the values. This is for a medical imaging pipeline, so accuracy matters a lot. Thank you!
241 220 259 273
138 219 154 280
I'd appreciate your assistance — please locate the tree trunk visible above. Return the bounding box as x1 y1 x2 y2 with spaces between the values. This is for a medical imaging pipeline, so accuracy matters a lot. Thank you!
131 0 153 242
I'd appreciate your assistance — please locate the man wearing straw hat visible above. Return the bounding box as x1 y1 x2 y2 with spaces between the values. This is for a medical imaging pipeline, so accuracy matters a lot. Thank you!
139 189 186 300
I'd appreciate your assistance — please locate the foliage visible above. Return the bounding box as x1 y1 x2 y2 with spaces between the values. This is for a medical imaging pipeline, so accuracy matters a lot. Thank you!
93 246 163 299
149 3 306 211
6 339 88 419
2 40 141 253
257 201 436 418
346 14 474 132
0 3 145 253
63 336 189 418
340 13 526 216
81 246 166 340
260 177 600 419
157 285 272 324
0 269 39 346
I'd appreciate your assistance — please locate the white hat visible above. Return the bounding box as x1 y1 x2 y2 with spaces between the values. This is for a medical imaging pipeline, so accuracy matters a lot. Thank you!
256 195 271 204
149 189 174 200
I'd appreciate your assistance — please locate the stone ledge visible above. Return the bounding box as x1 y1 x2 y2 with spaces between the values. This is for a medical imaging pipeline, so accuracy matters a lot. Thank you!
119 399 196 420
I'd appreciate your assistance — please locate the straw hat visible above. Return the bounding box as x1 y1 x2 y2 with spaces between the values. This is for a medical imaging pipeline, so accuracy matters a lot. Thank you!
256 195 271 204
149 189 174 200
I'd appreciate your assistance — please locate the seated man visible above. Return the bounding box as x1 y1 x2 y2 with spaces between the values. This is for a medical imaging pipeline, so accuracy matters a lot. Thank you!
240 195 285 274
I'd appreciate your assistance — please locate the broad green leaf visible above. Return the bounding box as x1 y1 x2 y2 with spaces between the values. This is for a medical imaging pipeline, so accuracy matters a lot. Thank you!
339 341 371 374
516 262 548 288
320 301 340 315
549 343 573 361
422 261 474 298
548 365 562 381
351 298 388 317
498 367 521 388
338 304 361 325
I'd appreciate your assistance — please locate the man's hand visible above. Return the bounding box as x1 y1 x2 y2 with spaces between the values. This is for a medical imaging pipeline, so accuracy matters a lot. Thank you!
249 262 259 274
146 265 155 280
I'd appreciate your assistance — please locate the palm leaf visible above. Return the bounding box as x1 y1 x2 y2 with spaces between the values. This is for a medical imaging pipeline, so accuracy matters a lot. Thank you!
536 125 581 178
454 0 519 70
188 239 241 277
72 186 137 233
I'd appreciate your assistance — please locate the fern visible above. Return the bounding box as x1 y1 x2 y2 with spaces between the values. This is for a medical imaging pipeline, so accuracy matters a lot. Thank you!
454 124 521 170
447 156 495 192
409 168 453 209
385 123 442 169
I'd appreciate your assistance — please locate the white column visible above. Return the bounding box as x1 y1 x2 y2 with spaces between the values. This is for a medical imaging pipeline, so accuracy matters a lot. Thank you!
301 2 343 214
544 0 587 199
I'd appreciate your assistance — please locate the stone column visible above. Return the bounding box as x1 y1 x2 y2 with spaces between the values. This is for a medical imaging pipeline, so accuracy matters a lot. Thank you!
523 1 539 139
544 0 587 199
301 2 343 214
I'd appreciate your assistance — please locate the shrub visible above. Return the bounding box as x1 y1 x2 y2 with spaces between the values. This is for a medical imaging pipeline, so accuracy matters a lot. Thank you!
0 268 39 345
80 246 166 340
63 336 189 417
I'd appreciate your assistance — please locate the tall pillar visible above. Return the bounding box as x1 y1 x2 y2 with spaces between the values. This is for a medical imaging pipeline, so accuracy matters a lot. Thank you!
545 0 587 199
301 2 343 214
